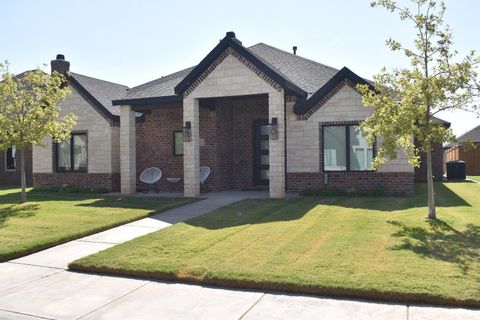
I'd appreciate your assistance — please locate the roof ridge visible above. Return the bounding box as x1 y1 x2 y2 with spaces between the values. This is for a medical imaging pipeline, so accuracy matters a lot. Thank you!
70 72 128 88
249 42 339 72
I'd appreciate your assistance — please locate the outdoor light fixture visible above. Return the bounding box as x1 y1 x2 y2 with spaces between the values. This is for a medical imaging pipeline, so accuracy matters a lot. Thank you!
183 121 192 142
269 117 279 140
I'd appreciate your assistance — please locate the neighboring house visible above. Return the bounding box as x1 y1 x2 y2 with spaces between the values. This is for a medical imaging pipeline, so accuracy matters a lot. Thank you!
0 146 32 186
32 55 128 191
32 32 446 196
445 125 480 175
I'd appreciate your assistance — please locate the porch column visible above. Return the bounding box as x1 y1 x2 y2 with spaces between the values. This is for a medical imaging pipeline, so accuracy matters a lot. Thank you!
120 105 136 194
183 97 200 197
269 90 286 199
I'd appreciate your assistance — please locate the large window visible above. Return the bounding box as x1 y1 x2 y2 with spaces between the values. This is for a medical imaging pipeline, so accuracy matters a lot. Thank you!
5 146 16 170
57 133 87 172
174 131 184 156
323 125 374 171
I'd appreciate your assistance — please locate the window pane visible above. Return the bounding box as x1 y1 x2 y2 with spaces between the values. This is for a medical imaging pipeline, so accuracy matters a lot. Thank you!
57 140 71 171
73 134 87 171
349 126 373 170
324 126 346 171
6 146 16 170
175 132 184 155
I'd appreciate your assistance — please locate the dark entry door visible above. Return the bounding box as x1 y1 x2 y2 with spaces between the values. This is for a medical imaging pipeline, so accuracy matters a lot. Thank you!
254 120 269 186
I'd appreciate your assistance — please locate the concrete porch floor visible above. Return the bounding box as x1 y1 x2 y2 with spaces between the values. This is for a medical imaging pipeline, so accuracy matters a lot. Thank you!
0 191 479 319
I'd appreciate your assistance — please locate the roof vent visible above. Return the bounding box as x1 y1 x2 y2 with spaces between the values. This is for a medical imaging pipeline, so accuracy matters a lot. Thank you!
293 46 297 55
226 31 236 39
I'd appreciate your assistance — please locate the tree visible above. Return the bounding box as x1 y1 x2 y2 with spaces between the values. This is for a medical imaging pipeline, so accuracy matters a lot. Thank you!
357 0 480 220
0 63 76 203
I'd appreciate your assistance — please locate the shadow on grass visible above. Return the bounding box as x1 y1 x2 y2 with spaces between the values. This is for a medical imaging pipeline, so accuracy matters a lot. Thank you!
300 182 471 212
0 204 39 227
388 219 480 274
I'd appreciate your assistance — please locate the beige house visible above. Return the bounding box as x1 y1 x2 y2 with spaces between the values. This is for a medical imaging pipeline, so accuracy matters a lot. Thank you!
33 32 442 196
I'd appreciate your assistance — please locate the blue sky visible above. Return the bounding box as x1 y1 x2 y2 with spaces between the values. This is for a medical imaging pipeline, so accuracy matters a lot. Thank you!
1 0 479 136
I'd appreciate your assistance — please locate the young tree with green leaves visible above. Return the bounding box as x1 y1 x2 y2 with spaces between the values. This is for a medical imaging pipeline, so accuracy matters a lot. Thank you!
357 0 480 219
0 63 76 203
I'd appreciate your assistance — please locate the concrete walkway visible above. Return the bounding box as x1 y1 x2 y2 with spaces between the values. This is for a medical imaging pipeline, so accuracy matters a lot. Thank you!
0 191 479 319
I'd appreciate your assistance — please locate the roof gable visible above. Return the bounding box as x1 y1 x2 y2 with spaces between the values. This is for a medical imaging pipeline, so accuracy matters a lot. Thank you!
293 67 373 118
174 32 307 97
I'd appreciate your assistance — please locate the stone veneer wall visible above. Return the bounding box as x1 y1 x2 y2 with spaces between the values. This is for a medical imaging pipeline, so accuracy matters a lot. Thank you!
286 83 415 196
32 86 120 191
0 148 33 186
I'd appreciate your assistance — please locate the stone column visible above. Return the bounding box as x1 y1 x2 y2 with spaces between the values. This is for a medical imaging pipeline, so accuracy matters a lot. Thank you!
120 105 136 194
183 97 200 197
268 90 286 199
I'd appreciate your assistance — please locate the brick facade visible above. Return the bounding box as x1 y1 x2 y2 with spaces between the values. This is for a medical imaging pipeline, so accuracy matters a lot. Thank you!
33 172 119 191
135 103 184 192
414 142 445 182
287 172 414 196
0 148 32 186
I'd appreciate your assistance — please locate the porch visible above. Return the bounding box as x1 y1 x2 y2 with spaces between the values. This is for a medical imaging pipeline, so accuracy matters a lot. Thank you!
119 91 286 198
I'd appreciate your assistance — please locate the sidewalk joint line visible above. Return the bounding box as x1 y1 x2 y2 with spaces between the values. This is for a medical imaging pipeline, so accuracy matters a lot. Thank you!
76 281 150 320
238 293 266 320
0 307 55 320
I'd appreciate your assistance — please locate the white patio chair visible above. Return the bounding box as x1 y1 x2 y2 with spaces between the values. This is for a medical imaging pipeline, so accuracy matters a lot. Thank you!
140 167 162 193
200 166 211 184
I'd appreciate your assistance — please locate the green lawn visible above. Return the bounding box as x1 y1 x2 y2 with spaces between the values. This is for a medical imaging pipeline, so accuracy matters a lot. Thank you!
0 188 194 262
70 182 480 308
469 176 480 183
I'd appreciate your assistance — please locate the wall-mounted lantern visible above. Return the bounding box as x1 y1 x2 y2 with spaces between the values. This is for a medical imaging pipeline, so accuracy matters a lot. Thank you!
269 117 279 140
183 121 192 142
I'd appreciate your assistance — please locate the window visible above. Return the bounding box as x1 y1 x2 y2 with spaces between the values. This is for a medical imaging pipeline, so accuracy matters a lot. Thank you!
323 125 374 171
5 146 16 170
174 131 184 156
56 133 87 172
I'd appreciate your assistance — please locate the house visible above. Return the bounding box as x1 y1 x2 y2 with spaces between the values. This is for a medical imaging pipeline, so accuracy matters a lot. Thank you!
445 125 480 175
32 32 446 197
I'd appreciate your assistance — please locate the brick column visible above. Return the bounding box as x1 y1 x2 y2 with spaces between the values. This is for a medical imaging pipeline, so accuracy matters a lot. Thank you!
183 97 200 197
268 90 286 198
120 105 136 194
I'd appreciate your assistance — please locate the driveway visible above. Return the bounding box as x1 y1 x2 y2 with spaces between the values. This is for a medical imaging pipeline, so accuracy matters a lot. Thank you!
0 191 479 319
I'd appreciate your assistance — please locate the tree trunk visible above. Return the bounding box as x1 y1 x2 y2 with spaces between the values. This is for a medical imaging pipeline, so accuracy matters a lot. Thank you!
20 148 27 203
426 147 436 219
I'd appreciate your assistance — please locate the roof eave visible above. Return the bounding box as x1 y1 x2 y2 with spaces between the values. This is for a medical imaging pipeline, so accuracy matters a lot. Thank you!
112 95 183 106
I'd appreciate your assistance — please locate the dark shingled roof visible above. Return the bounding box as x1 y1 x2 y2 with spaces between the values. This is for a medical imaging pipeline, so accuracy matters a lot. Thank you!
248 43 338 97
69 72 128 117
126 67 194 100
456 125 480 143
119 42 339 103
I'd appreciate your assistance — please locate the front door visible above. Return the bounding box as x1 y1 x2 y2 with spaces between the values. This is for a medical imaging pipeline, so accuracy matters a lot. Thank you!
254 120 269 186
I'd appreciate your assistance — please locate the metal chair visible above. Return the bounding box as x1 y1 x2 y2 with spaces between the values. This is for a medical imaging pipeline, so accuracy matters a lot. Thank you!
139 167 162 193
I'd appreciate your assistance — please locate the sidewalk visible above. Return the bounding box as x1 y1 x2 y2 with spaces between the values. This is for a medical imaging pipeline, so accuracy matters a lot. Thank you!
0 191 478 319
